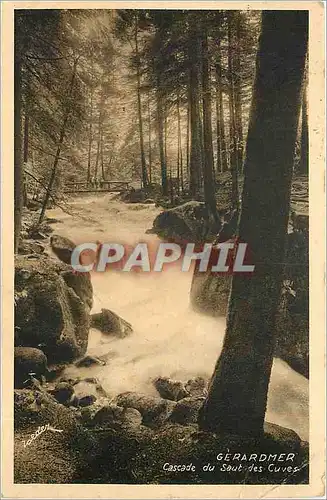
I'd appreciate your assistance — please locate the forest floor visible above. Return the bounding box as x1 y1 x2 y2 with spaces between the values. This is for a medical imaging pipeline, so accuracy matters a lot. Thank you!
46 191 309 443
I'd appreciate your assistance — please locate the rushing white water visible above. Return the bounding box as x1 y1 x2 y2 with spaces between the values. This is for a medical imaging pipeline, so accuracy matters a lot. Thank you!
49 194 309 441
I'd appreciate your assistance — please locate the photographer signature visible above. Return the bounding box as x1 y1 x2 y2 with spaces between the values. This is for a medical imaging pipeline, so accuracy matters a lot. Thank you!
22 423 63 448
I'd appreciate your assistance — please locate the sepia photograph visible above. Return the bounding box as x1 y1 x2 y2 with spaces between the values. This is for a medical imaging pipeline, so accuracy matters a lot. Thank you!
1 1 325 498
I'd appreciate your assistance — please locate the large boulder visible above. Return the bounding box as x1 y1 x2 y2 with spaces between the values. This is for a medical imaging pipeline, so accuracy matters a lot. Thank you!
147 201 221 244
50 234 76 265
14 255 92 364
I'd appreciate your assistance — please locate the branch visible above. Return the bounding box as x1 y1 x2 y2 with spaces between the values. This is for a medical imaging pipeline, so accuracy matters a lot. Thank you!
30 143 69 161
25 55 66 61
24 169 75 216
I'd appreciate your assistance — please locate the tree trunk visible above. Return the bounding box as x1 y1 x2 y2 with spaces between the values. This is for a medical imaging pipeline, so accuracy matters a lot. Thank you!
94 87 106 182
234 12 244 171
86 86 93 184
164 105 168 177
202 26 218 223
100 131 106 181
22 110 29 206
156 80 168 196
94 118 101 181
38 58 79 224
216 39 228 173
299 65 308 175
23 112 29 163
198 11 308 437
186 100 190 187
148 91 152 184
215 65 222 175
188 21 202 198
176 93 183 194
228 13 239 210
135 15 148 189
14 48 23 252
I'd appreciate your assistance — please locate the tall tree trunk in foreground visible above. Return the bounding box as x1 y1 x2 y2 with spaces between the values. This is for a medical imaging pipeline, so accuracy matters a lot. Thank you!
38 57 79 224
199 11 308 437
202 26 218 223
135 14 148 189
14 43 23 252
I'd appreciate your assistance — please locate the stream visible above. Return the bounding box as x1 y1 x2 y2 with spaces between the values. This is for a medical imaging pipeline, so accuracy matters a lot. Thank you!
48 193 309 441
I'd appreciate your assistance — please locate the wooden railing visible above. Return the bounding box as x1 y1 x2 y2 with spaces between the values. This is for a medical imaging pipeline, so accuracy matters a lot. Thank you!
63 180 130 193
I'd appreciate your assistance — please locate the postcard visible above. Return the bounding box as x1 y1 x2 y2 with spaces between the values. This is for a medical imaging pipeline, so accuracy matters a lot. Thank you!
1 1 325 498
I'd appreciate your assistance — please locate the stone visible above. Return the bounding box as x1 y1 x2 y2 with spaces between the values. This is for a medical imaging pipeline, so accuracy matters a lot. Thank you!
263 421 302 447
15 255 91 364
50 234 76 265
169 396 205 425
90 308 133 338
148 201 221 244
74 355 106 368
51 382 75 405
78 395 97 407
113 391 176 428
153 376 188 401
18 241 45 256
14 347 49 389
185 377 208 397
14 388 98 483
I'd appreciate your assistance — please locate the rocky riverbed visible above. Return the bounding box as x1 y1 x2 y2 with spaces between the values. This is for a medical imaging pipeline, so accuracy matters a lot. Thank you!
14 193 309 484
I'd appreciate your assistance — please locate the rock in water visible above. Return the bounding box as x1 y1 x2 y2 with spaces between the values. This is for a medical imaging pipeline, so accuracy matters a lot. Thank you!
15 255 92 363
90 308 133 338
51 381 75 405
14 347 49 388
74 355 106 367
50 234 76 265
185 377 208 397
153 376 188 401
148 201 221 244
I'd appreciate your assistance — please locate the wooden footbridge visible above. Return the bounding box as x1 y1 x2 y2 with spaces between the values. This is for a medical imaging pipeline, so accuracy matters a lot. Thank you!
63 180 130 194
